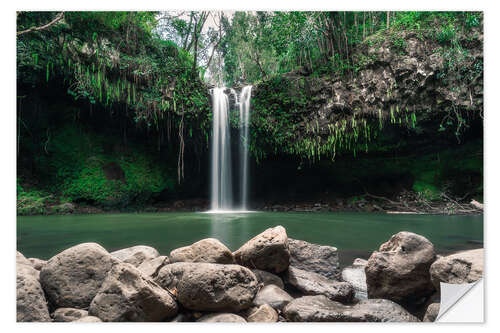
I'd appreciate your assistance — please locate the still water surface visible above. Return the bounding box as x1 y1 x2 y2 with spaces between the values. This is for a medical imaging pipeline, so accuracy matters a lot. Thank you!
17 212 483 267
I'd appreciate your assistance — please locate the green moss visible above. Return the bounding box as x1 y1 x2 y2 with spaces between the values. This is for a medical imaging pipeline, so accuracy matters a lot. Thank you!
17 181 53 215
36 124 176 208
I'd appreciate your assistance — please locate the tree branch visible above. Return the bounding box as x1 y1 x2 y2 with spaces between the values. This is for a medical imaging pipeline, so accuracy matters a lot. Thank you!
17 12 64 36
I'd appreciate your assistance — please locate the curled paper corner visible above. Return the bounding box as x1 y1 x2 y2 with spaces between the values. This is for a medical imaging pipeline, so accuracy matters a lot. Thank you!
436 279 484 323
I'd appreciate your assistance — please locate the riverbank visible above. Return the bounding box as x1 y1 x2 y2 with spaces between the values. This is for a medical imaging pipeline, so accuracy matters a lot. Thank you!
17 192 483 216
17 226 484 322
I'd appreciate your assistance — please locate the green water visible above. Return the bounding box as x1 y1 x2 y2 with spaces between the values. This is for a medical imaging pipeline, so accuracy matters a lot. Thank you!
17 212 483 267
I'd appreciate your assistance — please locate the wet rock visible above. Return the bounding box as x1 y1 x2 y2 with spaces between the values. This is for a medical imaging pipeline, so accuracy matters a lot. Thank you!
288 238 340 280
429 248 484 290
251 269 284 289
16 256 51 322
197 313 247 323
246 304 279 322
341 258 368 300
253 284 293 310
89 263 178 322
283 295 419 322
365 231 436 305
111 245 159 267
40 243 118 308
52 308 88 322
155 262 258 312
73 316 102 322
423 303 440 322
285 266 354 303
170 238 234 264
234 226 290 274
28 258 47 271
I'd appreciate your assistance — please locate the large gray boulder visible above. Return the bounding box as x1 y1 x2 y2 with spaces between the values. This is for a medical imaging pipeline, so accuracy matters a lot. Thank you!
136 255 170 278
170 238 234 264
17 251 39 279
365 232 436 304
197 313 247 323
52 308 88 322
288 238 340 280
111 245 159 267
16 252 51 322
253 284 294 310
285 266 354 303
155 262 259 312
40 243 118 309
429 248 484 291
234 226 290 274
89 263 178 322
341 258 368 300
246 304 279 322
283 295 419 322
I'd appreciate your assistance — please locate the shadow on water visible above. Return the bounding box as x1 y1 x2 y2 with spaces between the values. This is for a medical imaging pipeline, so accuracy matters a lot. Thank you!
17 212 483 268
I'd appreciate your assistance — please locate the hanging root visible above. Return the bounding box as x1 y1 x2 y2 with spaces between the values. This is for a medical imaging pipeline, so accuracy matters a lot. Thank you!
177 113 185 184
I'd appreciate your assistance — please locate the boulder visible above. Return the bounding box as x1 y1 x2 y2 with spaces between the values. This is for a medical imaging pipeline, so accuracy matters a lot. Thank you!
170 238 234 264
28 258 47 271
197 313 247 323
253 284 294 310
16 259 51 322
341 258 368 300
285 266 354 303
251 269 284 289
137 255 170 278
283 295 419 322
17 251 39 279
429 248 484 290
89 263 178 322
423 302 440 322
52 308 88 322
233 226 290 273
40 243 118 308
365 232 436 304
288 238 340 279
73 316 102 322
111 245 159 267
155 262 258 312
246 304 279 322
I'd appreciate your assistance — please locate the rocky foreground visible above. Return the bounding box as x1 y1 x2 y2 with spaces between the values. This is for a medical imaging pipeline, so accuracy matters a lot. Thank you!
17 226 483 323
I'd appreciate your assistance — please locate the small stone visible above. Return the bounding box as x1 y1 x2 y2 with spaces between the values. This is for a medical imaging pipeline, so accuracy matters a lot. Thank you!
247 304 279 322
285 266 354 303
197 313 247 323
251 269 284 289
253 284 294 310
52 308 88 322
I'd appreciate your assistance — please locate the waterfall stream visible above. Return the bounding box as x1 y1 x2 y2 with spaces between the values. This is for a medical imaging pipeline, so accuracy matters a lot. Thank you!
210 88 233 211
209 86 252 212
238 86 252 210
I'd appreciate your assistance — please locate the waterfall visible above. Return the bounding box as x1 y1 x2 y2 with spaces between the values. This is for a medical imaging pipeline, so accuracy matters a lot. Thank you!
239 86 252 210
209 86 252 213
210 88 233 211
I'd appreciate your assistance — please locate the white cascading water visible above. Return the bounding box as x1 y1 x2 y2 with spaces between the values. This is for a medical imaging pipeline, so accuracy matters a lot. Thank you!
238 86 252 210
210 88 233 211
209 86 252 213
